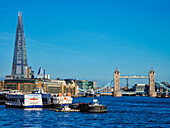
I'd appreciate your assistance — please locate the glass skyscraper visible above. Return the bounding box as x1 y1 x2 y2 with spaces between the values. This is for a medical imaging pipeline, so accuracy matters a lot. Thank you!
12 12 27 79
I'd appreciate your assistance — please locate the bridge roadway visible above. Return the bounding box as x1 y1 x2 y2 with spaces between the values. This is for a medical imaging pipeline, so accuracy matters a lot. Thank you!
97 91 170 96
98 91 146 95
120 76 149 79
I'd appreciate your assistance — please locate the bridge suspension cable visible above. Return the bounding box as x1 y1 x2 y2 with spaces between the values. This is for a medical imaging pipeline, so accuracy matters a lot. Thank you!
156 79 170 91
94 79 114 92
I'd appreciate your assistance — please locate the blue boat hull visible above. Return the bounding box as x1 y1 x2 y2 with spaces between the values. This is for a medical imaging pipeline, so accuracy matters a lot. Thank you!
6 105 43 108
24 105 43 108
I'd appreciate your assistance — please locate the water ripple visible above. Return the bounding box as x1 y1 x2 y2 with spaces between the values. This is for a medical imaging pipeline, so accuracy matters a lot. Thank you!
0 96 170 128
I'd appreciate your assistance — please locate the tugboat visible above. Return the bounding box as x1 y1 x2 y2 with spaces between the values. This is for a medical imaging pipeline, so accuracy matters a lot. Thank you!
78 99 107 113
88 99 107 113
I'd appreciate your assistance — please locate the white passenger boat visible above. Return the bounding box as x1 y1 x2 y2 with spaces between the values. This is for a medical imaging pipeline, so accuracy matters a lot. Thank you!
53 93 73 106
5 94 43 108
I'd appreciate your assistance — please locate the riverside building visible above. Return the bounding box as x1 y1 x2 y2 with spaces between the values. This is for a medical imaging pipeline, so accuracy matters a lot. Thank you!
3 78 78 95
41 79 77 95
77 80 97 91
0 81 4 91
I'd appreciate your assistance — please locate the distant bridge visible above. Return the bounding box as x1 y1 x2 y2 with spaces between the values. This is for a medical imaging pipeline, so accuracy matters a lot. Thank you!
78 68 170 97
78 79 170 94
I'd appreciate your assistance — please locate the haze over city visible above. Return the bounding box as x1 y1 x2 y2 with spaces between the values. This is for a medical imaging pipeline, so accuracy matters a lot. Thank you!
0 0 170 86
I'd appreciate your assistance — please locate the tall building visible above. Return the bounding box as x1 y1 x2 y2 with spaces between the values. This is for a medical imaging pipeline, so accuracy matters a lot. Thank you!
12 12 27 79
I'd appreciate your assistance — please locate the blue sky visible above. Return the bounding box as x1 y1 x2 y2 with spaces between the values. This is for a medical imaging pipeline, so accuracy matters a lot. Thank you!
0 0 170 86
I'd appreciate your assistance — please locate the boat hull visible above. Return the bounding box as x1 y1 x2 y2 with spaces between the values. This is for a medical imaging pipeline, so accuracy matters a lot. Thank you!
6 105 43 108
88 105 107 113
78 103 107 113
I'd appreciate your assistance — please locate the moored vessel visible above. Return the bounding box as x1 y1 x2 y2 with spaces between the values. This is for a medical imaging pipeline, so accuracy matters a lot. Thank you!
52 93 73 108
5 93 43 108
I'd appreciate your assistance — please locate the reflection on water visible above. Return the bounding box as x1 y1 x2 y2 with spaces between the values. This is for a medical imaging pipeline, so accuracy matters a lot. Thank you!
23 108 43 127
24 108 43 111
0 96 170 128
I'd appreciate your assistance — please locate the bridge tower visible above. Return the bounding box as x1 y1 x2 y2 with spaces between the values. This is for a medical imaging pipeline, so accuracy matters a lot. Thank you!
149 68 157 97
113 68 122 97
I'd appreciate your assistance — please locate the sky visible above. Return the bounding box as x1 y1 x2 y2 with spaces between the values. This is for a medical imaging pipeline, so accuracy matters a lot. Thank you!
0 0 170 86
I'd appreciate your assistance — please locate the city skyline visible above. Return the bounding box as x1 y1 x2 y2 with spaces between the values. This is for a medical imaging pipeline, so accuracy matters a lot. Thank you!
0 0 170 85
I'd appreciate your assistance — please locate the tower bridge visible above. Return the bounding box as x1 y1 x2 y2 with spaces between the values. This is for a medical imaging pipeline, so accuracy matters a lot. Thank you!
78 68 170 97
113 68 157 97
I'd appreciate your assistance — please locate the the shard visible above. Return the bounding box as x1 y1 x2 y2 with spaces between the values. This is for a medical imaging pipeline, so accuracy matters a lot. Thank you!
12 12 27 79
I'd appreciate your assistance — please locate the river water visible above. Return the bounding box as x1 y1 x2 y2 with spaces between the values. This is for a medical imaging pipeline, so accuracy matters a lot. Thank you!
0 96 170 128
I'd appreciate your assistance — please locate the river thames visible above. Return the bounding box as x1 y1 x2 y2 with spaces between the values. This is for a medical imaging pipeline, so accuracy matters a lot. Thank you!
0 96 170 128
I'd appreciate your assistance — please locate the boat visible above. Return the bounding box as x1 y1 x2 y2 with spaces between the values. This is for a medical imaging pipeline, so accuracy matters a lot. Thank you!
52 93 73 108
88 99 107 113
156 92 170 98
156 95 170 98
50 105 80 112
41 93 54 108
5 93 43 108
0 90 18 105
5 87 73 108
84 89 99 97
78 99 107 113
0 92 7 105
